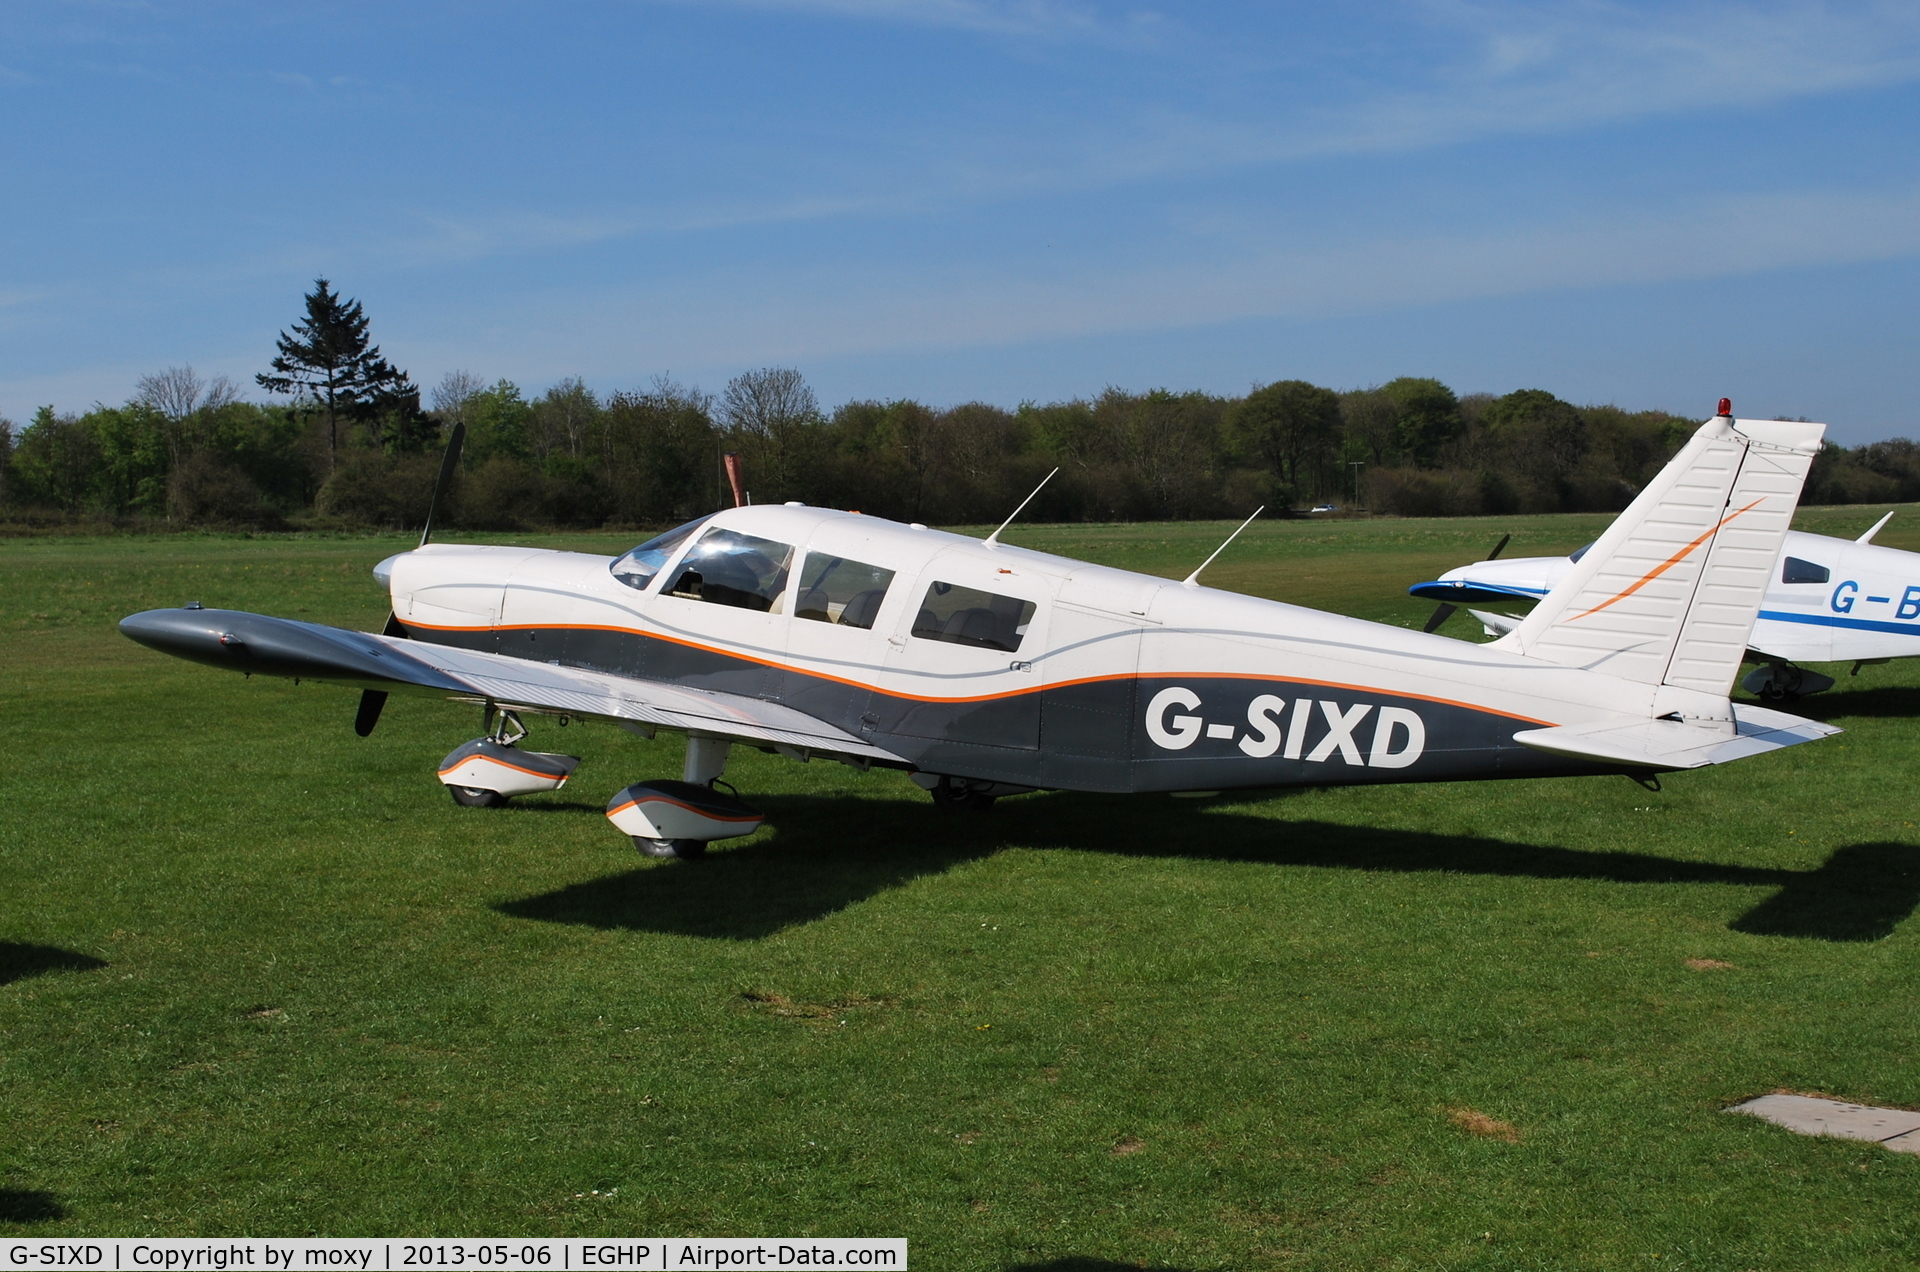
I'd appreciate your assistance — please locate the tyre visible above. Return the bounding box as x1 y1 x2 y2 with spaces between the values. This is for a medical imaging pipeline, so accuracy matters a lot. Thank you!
449 785 510 808
930 777 997 813
633 837 708 859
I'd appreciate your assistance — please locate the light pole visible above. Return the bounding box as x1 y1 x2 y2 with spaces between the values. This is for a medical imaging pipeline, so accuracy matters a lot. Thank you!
1349 461 1366 511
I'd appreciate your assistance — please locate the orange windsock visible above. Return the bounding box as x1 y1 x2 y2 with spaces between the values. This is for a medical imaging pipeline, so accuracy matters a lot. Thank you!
722 452 747 508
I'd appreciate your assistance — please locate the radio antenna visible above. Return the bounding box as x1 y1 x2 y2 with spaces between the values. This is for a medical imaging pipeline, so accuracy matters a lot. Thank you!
983 467 1059 548
1182 507 1263 587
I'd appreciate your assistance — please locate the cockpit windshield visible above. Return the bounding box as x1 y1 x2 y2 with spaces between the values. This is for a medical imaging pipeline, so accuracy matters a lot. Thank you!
610 515 714 591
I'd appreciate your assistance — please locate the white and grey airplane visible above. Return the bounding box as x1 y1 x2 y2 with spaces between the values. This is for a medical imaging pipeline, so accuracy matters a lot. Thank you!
121 406 1838 858
1412 508 1915 699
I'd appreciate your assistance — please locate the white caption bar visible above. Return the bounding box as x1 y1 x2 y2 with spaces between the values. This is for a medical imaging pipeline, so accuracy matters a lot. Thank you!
3 1241 905 1271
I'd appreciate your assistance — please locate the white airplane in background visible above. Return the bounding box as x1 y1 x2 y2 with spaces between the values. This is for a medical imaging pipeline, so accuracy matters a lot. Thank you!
1412 508 1915 699
122 404 1838 859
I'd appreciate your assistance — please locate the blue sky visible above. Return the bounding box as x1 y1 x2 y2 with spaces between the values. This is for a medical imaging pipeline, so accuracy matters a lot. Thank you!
3 1 1918 442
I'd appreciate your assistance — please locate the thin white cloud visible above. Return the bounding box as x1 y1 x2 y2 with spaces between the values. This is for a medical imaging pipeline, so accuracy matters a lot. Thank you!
657 0 1156 43
924 2 1920 203
15 184 1917 414
447 182 1920 378
1375 0 1920 143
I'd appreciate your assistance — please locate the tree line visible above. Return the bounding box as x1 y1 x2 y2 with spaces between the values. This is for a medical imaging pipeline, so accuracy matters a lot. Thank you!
2 280 1913 531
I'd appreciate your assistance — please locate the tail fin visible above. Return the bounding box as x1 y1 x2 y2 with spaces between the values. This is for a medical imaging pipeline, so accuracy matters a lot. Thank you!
1491 412 1825 698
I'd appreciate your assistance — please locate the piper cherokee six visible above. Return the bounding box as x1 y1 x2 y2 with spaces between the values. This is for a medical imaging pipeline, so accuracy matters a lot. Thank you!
121 406 1840 858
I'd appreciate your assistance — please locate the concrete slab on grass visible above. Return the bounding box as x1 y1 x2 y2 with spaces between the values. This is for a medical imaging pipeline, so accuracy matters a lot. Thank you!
1729 1094 1920 1153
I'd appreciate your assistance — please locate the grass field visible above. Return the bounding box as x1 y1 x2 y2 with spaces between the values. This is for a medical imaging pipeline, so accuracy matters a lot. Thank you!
3 508 1918 1269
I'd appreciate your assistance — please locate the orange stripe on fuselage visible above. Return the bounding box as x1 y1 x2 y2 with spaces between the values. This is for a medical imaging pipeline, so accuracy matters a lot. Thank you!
401 622 1553 724
1569 497 1764 623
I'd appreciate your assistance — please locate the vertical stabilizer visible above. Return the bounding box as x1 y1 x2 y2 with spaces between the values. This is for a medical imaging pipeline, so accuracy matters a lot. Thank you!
1491 413 1824 699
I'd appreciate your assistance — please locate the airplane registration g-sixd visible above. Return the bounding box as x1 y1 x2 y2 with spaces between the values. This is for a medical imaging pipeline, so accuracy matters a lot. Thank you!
1411 468 1917 699
122 404 1839 859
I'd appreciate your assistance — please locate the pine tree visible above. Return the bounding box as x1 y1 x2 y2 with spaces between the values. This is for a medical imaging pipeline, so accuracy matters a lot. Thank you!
256 279 415 465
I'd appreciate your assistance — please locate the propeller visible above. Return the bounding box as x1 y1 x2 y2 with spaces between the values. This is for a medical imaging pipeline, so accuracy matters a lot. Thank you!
356 422 466 737
1424 533 1510 634
419 421 466 550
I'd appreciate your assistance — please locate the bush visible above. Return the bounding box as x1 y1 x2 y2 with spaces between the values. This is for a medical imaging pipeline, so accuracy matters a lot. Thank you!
315 450 439 528
456 456 546 530
167 452 284 528
1366 467 1487 517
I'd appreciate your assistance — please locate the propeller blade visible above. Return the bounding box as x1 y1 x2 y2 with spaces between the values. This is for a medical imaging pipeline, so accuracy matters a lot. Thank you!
1486 533 1511 561
1423 602 1458 633
419 421 467 549
354 689 389 737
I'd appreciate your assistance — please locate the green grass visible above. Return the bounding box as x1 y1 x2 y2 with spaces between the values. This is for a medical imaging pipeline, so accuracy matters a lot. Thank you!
2 510 1918 1268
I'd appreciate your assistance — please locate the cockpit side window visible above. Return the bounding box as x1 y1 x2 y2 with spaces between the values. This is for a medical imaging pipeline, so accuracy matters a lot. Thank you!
1782 556 1830 584
610 514 714 592
795 553 895 629
1568 542 1594 563
911 581 1036 653
667 527 796 612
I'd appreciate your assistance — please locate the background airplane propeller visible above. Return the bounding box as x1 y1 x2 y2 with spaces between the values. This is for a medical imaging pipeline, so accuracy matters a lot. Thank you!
1423 532 1510 634
355 422 465 737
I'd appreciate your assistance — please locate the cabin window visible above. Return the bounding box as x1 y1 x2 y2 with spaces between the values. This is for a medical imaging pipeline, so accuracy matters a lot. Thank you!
1568 542 1594 563
1781 557 1830 584
795 553 895 629
911 581 1036 652
610 515 714 591
667 528 796 612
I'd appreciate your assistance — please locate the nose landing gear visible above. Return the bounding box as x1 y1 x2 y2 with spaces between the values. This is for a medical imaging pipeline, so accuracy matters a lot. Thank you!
1740 661 1836 701
437 709 581 807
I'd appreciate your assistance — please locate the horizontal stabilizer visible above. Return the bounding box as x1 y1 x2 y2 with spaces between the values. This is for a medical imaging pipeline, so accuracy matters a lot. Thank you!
1512 702 1838 770
1468 608 1523 636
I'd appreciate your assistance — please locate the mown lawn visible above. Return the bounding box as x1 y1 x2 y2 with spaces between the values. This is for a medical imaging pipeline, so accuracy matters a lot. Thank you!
2 509 1917 1269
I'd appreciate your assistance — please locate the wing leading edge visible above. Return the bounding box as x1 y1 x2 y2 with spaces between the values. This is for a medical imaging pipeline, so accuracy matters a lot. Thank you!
119 606 905 764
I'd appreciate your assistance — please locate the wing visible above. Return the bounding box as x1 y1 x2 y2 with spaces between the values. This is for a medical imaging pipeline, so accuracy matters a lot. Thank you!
120 607 905 764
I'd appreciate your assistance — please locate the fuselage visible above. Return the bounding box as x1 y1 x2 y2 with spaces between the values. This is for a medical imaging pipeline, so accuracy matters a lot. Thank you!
381 506 1692 793
1422 528 1920 665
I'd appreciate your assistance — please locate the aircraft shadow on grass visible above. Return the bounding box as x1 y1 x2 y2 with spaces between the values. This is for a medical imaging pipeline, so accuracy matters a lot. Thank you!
0 942 108 987
1772 683 1920 722
0 1188 67 1224
495 792 1920 944
495 791 1920 953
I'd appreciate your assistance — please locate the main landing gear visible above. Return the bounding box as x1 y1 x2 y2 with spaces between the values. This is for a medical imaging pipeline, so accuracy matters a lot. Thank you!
911 772 1036 812
604 735 765 860
1740 661 1836 702
436 708 581 807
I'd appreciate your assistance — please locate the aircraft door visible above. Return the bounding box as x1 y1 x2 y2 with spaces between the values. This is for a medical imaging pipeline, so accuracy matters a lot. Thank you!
876 551 1052 752
780 535 902 737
